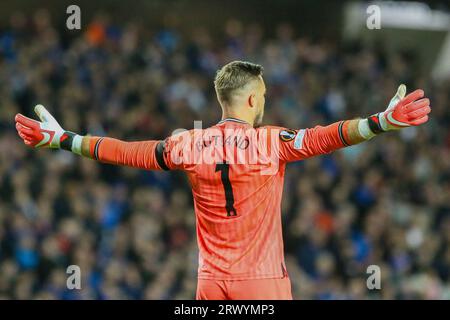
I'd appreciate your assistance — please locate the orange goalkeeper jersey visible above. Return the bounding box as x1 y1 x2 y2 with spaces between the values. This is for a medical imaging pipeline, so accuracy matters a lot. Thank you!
91 118 350 280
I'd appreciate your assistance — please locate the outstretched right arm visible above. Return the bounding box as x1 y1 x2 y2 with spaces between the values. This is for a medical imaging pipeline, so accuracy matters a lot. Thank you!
15 105 170 171
276 85 431 163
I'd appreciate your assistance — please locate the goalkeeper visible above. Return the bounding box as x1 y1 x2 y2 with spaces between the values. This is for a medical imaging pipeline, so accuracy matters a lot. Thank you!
15 84 431 162
15 84 430 160
14 61 431 300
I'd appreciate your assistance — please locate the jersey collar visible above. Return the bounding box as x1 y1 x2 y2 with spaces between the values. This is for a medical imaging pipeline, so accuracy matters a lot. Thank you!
217 117 252 126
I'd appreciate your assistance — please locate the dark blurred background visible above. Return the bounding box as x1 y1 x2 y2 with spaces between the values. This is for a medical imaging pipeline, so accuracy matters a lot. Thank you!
0 0 449 299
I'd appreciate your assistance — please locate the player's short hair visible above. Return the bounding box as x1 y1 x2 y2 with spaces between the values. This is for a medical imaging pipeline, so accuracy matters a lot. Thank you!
214 61 263 105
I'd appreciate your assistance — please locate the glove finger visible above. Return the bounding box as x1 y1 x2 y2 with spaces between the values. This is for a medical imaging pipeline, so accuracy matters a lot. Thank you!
15 114 39 129
16 123 44 146
397 84 407 99
406 98 430 112
16 123 35 136
408 115 429 126
407 106 431 120
20 134 34 146
34 104 55 123
17 127 34 140
400 89 425 106
22 137 34 147
387 84 407 110
17 130 30 141
16 128 33 146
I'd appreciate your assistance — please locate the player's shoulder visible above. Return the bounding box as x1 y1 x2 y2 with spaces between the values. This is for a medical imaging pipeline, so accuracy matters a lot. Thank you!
166 129 194 142
256 125 298 142
165 126 217 148
163 129 196 153
256 125 284 133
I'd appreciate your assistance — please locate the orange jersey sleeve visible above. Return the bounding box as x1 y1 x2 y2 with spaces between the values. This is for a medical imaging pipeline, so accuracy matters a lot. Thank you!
87 130 194 171
273 120 351 163
88 137 166 170
158 130 194 170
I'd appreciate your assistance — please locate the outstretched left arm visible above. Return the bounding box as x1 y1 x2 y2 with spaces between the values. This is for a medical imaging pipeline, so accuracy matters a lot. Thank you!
15 105 168 171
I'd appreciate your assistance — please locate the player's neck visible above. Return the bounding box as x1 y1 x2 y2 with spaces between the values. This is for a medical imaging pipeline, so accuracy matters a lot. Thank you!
221 112 254 127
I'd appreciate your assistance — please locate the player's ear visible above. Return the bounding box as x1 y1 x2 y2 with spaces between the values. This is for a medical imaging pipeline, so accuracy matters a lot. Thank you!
248 94 255 108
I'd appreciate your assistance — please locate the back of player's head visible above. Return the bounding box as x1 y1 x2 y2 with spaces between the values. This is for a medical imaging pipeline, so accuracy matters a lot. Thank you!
214 61 263 106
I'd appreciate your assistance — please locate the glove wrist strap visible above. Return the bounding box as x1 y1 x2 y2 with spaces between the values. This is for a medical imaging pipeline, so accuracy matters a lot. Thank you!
60 131 83 155
367 113 386 134
358 113 390 140
358 119 376 140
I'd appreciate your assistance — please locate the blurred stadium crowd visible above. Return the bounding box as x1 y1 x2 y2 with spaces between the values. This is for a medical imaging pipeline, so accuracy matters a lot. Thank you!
0 10 449 299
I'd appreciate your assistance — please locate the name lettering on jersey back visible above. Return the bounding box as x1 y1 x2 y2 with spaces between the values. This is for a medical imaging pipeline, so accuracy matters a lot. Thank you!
166 126 283 175
196 135 250 151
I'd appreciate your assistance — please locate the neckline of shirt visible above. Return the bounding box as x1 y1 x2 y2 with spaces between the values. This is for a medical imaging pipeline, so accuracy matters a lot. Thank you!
217 117 252 126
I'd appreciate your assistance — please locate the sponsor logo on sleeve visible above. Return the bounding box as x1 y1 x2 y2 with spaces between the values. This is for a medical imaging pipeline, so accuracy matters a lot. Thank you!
294 129 306 149
279 129 297 142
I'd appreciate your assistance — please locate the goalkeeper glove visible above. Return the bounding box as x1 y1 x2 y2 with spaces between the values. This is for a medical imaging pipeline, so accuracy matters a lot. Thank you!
359 85 431 139
15 104 83 154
